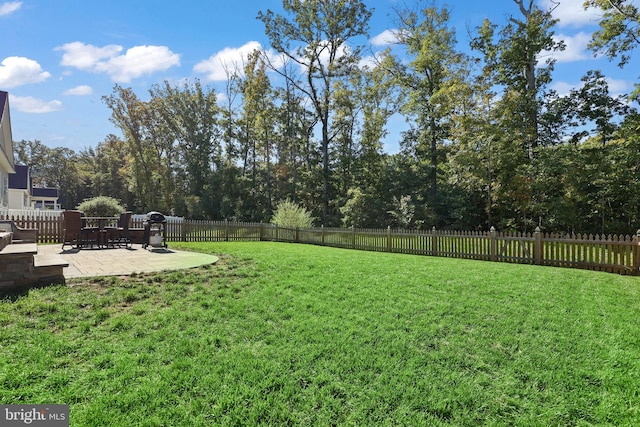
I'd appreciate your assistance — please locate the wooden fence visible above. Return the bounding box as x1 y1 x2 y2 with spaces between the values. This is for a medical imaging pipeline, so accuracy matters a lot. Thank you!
2 212 639 275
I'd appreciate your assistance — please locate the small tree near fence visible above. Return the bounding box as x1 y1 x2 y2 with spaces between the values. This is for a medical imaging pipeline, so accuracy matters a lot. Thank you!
76 196 125 217
271 199 315 228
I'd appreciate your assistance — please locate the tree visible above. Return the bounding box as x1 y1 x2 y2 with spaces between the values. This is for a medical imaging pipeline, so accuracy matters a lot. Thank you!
149 80 221 218
393 3 469 223
586 0 640 67
586 0 640 99
103 85 158 212
91 134 133 208
13 139 91 209
258 0 373 225
271 198 315 228
472 0 563 158
572 70 630 146
238 50 276 220
76 196 124 217
467 1 564 230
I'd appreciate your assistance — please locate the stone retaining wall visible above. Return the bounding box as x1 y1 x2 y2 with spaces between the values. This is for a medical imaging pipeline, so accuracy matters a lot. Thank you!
0 243 67 296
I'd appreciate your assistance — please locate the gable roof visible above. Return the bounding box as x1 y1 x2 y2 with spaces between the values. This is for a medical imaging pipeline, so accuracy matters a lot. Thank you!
0 90 15 174
8 164 29 189
0 91 6 124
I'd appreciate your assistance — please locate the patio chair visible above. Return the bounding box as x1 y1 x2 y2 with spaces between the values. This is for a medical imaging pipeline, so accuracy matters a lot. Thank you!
0 220 38 243
61 210 83 249
104 212 132 248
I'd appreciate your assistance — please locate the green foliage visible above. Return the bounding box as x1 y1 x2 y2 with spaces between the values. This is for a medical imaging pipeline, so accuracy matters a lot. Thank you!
388 195 415 229
76 196 125 217
586 0 640 67
340 187 388 228
270 199 315 228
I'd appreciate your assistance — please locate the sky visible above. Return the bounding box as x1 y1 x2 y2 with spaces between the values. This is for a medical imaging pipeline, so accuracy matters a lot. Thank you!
0 0 638 155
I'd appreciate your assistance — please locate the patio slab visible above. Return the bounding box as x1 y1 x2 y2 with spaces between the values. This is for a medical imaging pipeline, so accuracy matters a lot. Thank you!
38 244 219 278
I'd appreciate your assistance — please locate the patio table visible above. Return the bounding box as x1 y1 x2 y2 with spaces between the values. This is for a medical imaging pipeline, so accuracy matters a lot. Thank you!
80 217 118 248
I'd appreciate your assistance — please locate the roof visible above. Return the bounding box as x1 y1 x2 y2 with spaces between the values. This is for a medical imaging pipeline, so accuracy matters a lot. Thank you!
8 164 28 189
0 90 15 174
0 91 6 124
32 187 58 198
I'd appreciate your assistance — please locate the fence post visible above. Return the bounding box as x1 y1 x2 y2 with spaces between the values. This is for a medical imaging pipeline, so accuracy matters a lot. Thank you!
321 225 325 245
275 225 279 242
431 226 438 257
534 226 542 265
225 219 229 242
352 225 356 249
387 226 392 253
634 229 640 274
490 226 497 261
259 223 264 241
181 219 187 242
296 227 300 243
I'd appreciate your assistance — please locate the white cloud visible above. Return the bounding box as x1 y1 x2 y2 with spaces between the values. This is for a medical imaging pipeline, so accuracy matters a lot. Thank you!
359 55 377 69
551 77 631 97
605 77 631 94
10 95 62 113
550 80 577 96
0 56 51 88
0 1 21 17
539 0 599 28
64 85 93 96
194 41 264 81
55 42 181 83
540 32 594 64
371 29 399 47
57 42 123 70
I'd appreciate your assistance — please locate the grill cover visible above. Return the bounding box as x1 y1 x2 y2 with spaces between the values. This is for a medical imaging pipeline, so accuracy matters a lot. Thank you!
146 211 166 223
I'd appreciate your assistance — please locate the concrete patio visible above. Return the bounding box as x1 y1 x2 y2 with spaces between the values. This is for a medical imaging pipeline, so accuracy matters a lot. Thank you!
38 244 219 278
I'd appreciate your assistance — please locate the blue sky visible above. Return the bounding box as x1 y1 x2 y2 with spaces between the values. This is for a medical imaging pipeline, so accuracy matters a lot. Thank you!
1 0 638 154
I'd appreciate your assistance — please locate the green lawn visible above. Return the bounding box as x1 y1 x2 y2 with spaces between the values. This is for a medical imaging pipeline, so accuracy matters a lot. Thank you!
2 242 640 425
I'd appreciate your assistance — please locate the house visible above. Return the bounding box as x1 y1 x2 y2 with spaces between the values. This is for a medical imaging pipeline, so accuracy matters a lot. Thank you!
0 90 16 210
31 187 60 210
1 91 60 211
8 164 60 210
0 90 68 293
7 164 29 209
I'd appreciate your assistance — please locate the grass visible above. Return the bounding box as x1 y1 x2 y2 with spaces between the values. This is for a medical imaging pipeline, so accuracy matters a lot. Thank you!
2 241 640 425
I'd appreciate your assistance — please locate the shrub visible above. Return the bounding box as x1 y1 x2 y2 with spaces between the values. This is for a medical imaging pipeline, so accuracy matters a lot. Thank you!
271 199 315 228
76 196 125 217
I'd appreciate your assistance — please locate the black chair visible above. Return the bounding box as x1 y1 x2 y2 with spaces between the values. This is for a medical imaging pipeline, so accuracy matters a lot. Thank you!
104 212 132 248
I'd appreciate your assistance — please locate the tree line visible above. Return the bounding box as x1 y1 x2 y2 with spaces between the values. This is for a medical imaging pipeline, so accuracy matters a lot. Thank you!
14 0 640 235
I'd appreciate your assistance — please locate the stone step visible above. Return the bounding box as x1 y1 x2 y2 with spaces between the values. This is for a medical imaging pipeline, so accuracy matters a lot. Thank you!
0 245 68 296
33 254 69 268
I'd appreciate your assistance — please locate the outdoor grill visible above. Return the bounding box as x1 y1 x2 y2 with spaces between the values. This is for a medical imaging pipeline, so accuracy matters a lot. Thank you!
142 211 167 249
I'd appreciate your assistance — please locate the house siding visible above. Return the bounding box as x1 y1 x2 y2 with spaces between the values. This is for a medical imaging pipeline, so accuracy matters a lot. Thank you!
0 91 16 209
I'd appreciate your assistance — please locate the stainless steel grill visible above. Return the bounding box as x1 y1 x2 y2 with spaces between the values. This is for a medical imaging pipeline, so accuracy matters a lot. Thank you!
143 211 167 249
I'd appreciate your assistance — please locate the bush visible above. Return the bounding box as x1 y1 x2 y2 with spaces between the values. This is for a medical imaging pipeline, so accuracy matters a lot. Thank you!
271 199 315 228
76 196 125 217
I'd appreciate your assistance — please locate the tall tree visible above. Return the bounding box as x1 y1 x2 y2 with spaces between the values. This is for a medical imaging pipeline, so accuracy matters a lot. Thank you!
103 85 158 212
572 69 630 146
149 79 221 218
586 0 639 67
258 0 372 225
393 4 468 222
91 134 134 208
586 0 639 99
238 50 277 219
468 1 563 230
